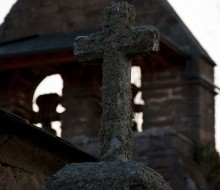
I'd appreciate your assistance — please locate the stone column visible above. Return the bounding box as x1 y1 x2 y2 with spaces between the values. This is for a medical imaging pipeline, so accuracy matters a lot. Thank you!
61 65 102 143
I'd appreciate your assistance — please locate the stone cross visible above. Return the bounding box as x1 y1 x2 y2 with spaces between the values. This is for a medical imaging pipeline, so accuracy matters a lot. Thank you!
74 2 159 162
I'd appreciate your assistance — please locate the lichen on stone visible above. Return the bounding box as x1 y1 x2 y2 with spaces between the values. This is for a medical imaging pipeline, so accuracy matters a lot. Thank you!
40 161 172 190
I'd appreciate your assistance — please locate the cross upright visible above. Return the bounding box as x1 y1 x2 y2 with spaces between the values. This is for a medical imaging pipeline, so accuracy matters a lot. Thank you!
74 2 159 162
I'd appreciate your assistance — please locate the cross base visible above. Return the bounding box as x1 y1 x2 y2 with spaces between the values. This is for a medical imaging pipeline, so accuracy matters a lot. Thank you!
41 161 171 190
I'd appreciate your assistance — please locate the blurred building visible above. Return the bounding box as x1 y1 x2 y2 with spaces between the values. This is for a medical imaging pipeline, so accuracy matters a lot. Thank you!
0 0 218 189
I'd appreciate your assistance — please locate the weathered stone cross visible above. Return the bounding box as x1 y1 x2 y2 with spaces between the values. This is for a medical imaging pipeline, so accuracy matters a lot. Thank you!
40 3 171 190
74 2 159 162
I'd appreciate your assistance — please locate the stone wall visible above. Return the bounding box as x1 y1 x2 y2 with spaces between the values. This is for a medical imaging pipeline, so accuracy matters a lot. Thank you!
0 162 43 190
132 128 208 190
141 55 215 145
60 64 102 141
72 128 209 190
0 41 215 147
0 69 45 119
0 0 215 145
0 58 103 141
0 135 50 190
0 110 96 190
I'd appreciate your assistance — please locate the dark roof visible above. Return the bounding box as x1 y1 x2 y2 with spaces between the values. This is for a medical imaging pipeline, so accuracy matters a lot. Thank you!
0 109 97 162
0 0 215 65
0 28 188 60
0 29 100 58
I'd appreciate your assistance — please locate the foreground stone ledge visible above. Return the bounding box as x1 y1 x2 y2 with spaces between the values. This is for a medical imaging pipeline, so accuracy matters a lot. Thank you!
41 161 171 190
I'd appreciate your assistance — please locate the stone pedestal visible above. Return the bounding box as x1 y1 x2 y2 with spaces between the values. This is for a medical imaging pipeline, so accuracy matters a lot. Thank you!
40 161 171 190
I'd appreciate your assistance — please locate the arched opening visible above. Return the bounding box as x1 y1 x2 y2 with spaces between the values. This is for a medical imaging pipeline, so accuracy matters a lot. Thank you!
32 74 65 137
131 66 144 132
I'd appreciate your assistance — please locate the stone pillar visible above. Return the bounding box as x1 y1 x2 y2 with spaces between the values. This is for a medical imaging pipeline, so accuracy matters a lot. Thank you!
61 64 102 143
141 54 216 146
141 59 197 134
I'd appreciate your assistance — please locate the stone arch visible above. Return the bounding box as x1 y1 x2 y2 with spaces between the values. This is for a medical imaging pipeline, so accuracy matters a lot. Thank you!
131 66 144 132
32 74 64 136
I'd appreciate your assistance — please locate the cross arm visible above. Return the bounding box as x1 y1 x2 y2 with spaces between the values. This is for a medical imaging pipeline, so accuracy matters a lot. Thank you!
120 26 160 57
74 32 103 62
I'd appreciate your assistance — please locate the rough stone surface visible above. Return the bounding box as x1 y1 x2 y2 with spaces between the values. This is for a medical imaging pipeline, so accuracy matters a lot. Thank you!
0 110 96 190
141 61 215 145
74 2 159 162
0 0 216 190
0 163 44 190
72 127 210 190
132 128 206 190
42 3 170 190
60 64 102 139
40 161 171 190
